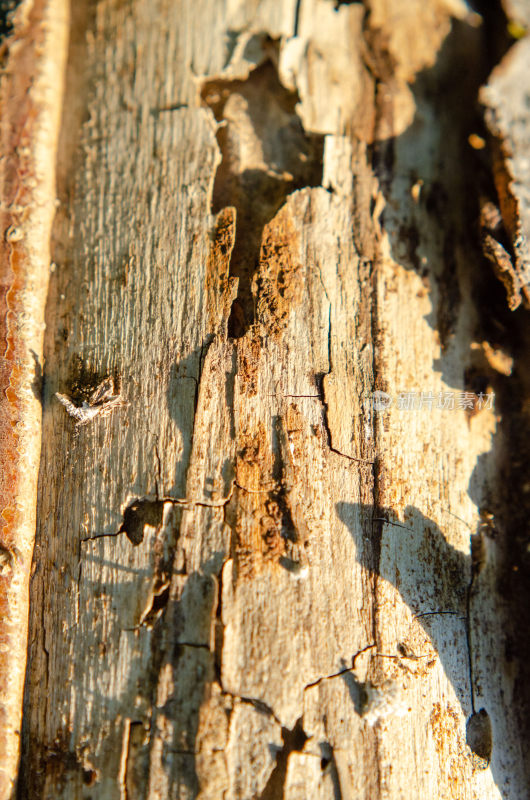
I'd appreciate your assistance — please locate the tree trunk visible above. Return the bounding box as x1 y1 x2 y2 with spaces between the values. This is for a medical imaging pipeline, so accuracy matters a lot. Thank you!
1 0 529 798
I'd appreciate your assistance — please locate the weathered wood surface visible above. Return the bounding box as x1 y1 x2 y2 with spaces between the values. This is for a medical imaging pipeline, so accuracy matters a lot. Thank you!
5 0 529 798
480 25 530 309
0 2 68 797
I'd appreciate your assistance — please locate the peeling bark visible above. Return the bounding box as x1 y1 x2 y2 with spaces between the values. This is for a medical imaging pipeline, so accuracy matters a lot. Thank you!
0 2 68 797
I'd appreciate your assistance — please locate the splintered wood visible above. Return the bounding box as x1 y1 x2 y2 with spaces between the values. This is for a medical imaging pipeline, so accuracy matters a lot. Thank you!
3 0 529 798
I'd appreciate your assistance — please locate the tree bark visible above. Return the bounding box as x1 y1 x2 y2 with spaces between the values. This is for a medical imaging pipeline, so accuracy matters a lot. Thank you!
0 0 529 798
0 2 68 796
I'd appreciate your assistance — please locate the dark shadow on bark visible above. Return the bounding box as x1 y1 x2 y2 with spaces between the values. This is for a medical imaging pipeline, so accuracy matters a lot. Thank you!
21 499 224 798
0 0 20 47
336 492 509 787
365 7 530 791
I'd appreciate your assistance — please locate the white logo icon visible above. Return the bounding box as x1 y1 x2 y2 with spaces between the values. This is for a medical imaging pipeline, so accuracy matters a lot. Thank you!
371 391 393 411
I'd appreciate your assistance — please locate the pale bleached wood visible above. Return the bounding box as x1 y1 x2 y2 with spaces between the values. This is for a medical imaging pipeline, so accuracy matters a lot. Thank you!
16 1 530 799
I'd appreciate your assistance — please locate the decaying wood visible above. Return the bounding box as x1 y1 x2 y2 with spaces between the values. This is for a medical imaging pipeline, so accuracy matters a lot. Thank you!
480 29 530 309
0 2 68 797
2 0 529 798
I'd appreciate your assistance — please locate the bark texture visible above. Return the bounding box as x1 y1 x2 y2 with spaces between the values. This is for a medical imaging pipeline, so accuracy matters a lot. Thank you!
0 0 527 798
0 2 68 796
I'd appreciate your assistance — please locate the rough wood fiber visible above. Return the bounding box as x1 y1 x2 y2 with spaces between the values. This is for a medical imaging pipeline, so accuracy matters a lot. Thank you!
16 1 530 799
481 34 530 308
0 1 68 797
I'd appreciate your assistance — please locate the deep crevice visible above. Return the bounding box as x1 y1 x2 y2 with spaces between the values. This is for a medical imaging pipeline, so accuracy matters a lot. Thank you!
202 56 324 337
139 583 170 629
0 0 20 49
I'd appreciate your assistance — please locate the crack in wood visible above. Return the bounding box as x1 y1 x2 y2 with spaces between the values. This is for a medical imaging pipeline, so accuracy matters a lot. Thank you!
202 55 324 337
119 719 146 800
316 289 376 466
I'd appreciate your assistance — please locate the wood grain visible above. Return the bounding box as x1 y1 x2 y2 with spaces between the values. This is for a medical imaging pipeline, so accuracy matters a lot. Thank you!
0 2 68 796
13 1 530 798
